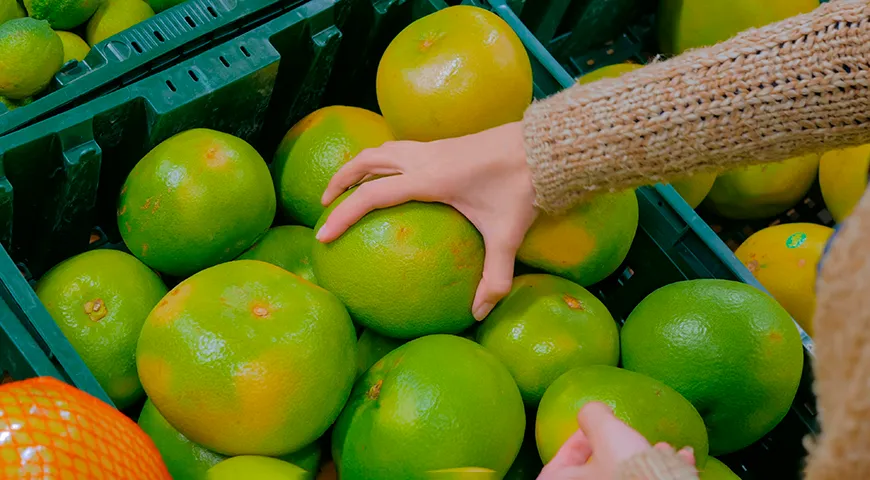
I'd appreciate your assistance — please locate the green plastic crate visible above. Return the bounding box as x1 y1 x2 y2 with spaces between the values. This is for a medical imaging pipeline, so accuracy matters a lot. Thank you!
0 0 815 476
0 0 312 137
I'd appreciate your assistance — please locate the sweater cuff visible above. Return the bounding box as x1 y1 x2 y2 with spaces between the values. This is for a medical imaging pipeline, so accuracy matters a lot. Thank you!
615 448 699 480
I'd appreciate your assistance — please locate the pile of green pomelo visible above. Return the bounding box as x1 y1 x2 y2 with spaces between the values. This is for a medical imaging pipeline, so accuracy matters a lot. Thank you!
0 0 182 110
28 1 858 479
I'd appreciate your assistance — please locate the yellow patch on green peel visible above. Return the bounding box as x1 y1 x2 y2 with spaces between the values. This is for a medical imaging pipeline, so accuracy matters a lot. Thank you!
426 467 499 479
522 217 595 267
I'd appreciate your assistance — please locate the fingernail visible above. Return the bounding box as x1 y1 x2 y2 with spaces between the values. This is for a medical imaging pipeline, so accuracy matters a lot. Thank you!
473 302 493 321
315 226 325 242
682 447 693 455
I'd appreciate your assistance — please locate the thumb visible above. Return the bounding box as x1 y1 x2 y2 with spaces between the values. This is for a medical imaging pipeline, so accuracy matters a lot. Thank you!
576 402 623 446
471 234 518 321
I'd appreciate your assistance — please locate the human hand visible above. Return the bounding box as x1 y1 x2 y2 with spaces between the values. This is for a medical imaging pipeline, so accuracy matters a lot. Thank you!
538 403 695 480
317 121 538 320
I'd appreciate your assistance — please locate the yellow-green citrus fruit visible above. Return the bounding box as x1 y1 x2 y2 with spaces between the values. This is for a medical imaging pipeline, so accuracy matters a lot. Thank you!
671 172 718 209
272 106 395 227
333 335 525 479
146 0 182 12
0 18 63 99
57 30 90 63
36 249 167 409
136 260 357 456
312 190 484 339
139 399 322 480
86 0 153 45
620 279 803 454
536 365 709 467
476 274 619 406
819 144 870 223
517 190 638 286
376 5 532 141
699 458 741 480
237 225 317 285
24 0 102 29
118 129 276 277
735 223 833 335
704 154 819 220
0 0 25 24
356 329 406 377
658 0 820 54
577 62 641 84
207 456 310 480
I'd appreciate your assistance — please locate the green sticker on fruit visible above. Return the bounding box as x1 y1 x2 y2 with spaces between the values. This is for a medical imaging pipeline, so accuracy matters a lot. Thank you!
786 232 807 249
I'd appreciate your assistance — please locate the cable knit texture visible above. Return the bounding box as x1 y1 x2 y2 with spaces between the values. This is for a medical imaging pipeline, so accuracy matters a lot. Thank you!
614 448 698 480
523 0 870 213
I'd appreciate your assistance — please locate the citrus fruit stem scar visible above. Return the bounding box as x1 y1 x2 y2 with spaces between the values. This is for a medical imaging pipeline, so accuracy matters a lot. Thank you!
84 298 108 322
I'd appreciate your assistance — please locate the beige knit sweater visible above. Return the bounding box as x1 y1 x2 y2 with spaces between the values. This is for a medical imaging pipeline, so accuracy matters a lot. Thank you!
521 1 870 479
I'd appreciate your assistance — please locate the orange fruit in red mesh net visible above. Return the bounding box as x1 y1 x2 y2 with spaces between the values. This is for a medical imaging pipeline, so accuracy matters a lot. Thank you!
0 376 170 479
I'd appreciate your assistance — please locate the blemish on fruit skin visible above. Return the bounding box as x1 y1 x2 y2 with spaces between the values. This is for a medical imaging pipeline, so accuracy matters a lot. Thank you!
120 184 127 195
151 198 161 213
142 198 152 210
797 259 807 268
83 298 108 322
397 226 410 241
125 222 132 233
769 331 783 342
117 205 127 216
206 147 229 168
251 303 271 318
141 244 149 256
746 259 759 273
367 379 384 400
563 294 584 310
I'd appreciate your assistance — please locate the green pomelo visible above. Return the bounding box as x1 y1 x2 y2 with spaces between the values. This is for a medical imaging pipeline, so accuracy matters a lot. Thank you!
118 128 275 277
238 225 318 285
137 260 356 456
476 274 618 406
333 335 525 479
620 279 803 454
36 249 167 409
313 190 484 339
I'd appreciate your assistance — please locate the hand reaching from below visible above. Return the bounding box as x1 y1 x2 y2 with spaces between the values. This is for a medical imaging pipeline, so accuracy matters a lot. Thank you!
539 403 696 480
317 121 537 320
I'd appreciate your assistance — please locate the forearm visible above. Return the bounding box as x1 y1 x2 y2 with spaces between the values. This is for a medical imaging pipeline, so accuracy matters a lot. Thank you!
523 0 870 213
804 188 870 479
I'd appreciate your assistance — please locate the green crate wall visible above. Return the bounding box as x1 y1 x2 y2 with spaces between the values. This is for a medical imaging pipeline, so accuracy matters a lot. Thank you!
0 0 816 476
0 0 313 138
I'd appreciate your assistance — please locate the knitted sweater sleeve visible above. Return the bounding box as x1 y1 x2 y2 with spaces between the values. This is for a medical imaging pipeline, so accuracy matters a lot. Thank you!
522 0 870 213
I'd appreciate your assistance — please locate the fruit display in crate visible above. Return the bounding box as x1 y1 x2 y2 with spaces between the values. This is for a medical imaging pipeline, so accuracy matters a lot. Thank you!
1 4 815 479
